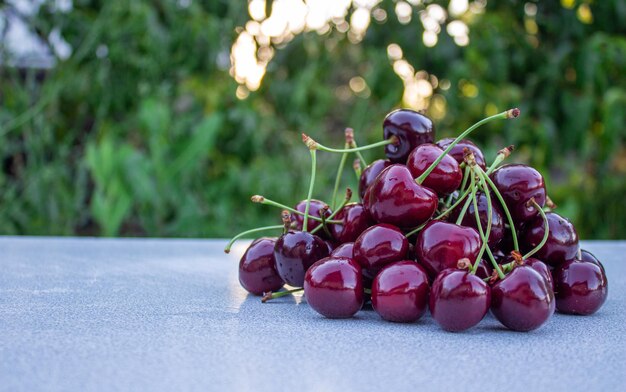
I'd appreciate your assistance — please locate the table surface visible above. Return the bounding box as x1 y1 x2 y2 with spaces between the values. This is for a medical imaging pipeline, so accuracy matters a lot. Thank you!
1 237 624 392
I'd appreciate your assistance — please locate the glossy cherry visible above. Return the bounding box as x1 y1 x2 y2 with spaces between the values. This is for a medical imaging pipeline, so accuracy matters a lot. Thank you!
274 231 329 287
364 164 438 229
474 259 493 280
359 159 392 199
522 211 579 267
291 199 332 234
329 203 374 243
371 261 430 323
406 143 462 195
553 260 608 315
353 224 409 276
436 138 486 170
490 164 546 222
383 109 435 163
429 269 491 332
524 257 554 290
579 249 605 273
491 265 555 331
450 192 505 247
331 242 354 258
304 256 364 318
415 221 482 279
238 237 284 295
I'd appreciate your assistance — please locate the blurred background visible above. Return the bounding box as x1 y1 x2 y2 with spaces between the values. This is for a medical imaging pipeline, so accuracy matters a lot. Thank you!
0 0 624 239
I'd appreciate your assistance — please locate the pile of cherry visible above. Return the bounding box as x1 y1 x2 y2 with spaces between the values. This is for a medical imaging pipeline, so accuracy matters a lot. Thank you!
225 107 608 332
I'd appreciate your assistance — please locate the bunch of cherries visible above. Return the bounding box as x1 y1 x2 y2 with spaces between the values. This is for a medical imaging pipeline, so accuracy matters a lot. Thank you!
225 107 608 332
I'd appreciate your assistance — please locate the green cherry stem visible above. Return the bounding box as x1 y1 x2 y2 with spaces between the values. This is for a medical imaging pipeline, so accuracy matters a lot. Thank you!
455 173 479 225
522 198 550 260
478 168 520 252
310 188 352 235
485 145 515 176
331 143 349 210
352 158 362 178
251 196 341 224
262 287 304 303
223 225 283 253
416 108 520 185
302 148 317 232
303 133 397 154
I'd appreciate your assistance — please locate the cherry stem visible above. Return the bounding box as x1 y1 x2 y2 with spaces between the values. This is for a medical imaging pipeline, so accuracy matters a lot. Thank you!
522 198 550 260
302 149 317 232
416 108 520 185
310 188 352 235
251 196 341 224
352 158 362 178
331 142 350 210
455 173 479 225
351 142 368 167
485 145 515 176
364 288 372 295
303 133 397 154
261 287 304 303
223 225 283 253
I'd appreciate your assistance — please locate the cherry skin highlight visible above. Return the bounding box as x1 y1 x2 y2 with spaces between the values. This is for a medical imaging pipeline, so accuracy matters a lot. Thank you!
490 164 546 223
383 109 435 163
450 192 505 247
304 256 364 318
491 265 555 332
330 203 375 243
579 249 605 273
524 257 554 291
331 242 354 258
364 164 438 229
274 231 330 287
436 138 487 170
415 221 482 279
359 159 392 199
553 260 608 315
522 211 579 267
353 224 409 276
371 261 430 323
429 269 491 332
291 199 332 234
238 237 284 295
406 143 463 196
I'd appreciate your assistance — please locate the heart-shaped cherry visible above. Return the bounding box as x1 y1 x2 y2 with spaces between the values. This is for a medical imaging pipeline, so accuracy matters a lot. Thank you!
490 164 546 223
429 269 491 332
353 224 409 276
331 242 354 258
436 138 486 170
521 211 579 267
359 159 393 199
491 265 555 331
416 221 482 279
383 109 435 163
304 256 364 318
450 191 505 247
329 203 374 243
406 143 462 195
274 231 329 287
364 164 438 229
553 259 608 315
291 199 332 234
239 237 284 295
371 261 430 323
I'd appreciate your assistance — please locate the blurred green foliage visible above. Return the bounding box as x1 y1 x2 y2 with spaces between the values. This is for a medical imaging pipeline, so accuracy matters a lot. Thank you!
0 0 624 238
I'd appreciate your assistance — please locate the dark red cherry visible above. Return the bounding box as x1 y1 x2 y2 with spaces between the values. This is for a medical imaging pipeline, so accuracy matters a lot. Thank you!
474 259 494 280
406 143 462 195
383 109 435 163
579 249 605 273
359 159 392 199
416 221 482 279
436 138 486 170
371 261 430 323
490 164 546 222
329 203 375 243
274 231 330 287
553 260 608 315
364 164 438 229
291 199 332 234
304 256 364 318
331 242 354 258
353 224 409 276
238 237 284 295
524 258 554 291
429 269 491 332
521 211 579 267
491 265 555 331
450 192 505 247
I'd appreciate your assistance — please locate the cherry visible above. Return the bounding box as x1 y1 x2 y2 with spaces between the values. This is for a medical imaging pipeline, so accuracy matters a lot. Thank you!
274 231 330 287
329 203 374 243
238 237 284 295
490 164 546 223
429 269 491 332
371 261 430 323
578 249 605 273
331 242 354 258
474 259 493 280
364 164 438 229
291 199 332 234
358 159 392 199
406 143 462 195
450 192 505 247
491 265 555 331
521 211 579 267
415 221 482 279
353 224 409 276
304 256 364 318
436 138 486 170
524 257 554 290
383 109 435 163
553 260 608 315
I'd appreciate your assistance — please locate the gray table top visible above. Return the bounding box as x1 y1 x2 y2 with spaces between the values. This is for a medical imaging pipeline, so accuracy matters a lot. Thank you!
1 237 624 392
